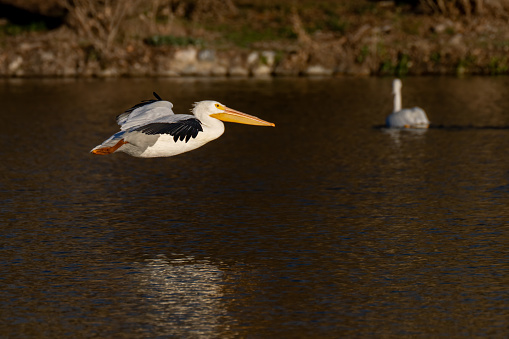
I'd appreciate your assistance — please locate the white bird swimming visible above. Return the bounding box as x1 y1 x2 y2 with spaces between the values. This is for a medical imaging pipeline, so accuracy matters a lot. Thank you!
386 78 429 129
91 92 275 158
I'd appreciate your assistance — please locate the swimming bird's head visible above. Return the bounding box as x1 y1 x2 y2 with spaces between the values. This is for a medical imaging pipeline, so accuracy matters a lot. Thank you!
392 78 402 95
193 100 275 127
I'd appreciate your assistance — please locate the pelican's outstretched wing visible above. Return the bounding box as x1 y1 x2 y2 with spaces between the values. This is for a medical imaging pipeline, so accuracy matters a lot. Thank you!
116 92 176 131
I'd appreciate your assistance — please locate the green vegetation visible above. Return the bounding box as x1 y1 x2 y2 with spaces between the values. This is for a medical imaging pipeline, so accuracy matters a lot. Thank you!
356 45 369 63
487 56 508 75
430 51 441 64
0 21 47 36
260 53 269 65
351 2 378 15
144 35 203 47
203 2 351 48
81 44 100 62
215 24 296 48
274 50 284 65
376 42 388 59
455 54 476 75
379 59 394 75
305 7 349 34
401 17 422 35
395 53 410 76
325 16 349 34
379 53 411 76
445 27 456 35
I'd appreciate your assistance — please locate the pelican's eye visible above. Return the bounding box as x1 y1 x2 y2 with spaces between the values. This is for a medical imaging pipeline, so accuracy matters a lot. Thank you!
215 103 225 110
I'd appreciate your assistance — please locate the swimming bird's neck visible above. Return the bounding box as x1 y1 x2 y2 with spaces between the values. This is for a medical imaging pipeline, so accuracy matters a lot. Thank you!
393 89 402 112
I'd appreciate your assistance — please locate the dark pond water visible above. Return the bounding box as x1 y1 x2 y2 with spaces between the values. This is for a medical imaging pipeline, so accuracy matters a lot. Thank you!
1 77 508 337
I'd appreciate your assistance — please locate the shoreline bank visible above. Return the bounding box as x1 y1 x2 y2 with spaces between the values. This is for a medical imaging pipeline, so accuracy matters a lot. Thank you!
2 1 509 78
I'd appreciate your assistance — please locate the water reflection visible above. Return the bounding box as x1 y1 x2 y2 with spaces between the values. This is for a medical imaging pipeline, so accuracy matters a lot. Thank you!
382 127 428 146
135 254 232 338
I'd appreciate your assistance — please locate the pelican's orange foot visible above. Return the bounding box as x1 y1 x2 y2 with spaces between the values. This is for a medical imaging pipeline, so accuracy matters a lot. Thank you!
91 139 128 155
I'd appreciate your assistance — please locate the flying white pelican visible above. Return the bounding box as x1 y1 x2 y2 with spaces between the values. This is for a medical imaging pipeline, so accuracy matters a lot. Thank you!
91 92 275 158
386 78 429 129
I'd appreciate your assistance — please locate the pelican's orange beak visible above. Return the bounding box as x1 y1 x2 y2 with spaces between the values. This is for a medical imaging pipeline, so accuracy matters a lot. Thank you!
210 106 275 127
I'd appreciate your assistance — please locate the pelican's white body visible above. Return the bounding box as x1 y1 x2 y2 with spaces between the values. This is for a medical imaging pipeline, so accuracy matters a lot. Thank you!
137 118 225 158
386 79 429 129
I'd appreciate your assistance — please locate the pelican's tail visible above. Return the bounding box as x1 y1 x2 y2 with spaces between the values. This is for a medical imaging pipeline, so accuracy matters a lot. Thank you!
91 131 128 155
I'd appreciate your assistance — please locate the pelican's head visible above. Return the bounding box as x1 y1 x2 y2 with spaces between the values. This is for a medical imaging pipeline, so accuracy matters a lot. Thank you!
392 78 402 94
193 100 275 126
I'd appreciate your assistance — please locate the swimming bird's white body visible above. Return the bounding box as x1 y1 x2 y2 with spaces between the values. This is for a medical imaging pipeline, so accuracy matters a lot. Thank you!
386 79 429 129
91 93 274 158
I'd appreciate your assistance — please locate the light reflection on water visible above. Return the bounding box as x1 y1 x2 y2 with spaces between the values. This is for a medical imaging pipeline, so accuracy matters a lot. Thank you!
135 254 231 338
0 77 508 337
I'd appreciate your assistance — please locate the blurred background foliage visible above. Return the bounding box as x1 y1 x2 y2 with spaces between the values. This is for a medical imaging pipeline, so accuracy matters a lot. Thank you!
1 0 509 76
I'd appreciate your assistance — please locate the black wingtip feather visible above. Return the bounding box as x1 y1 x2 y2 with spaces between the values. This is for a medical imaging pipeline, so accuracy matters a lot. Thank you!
135 119 203 143
123 92 163 115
